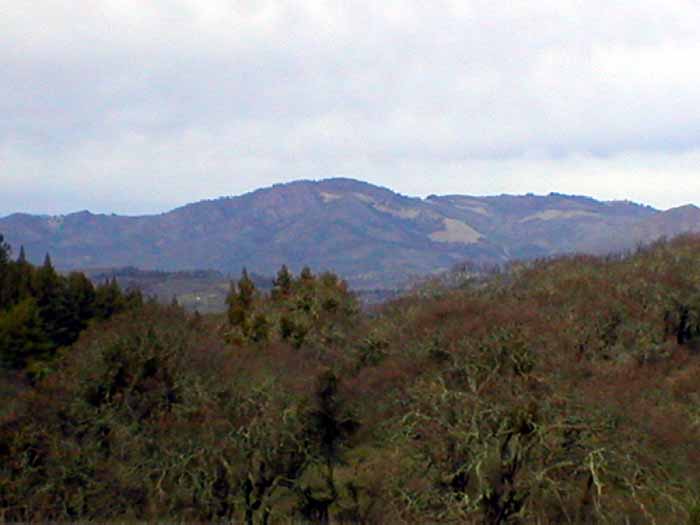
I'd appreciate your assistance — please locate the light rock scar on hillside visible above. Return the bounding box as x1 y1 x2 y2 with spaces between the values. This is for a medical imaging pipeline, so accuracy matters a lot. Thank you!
453 204 491 215
373 204 421 219
446 198 492 216
320 192 342 203
319 191 376 204
430 218 483 244
519 209 599 222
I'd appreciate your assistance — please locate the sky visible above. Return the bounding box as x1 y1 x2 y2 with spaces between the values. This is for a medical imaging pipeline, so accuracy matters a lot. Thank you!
2 0 700 216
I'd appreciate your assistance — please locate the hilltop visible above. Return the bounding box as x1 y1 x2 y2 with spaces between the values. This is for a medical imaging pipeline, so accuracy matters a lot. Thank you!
2 178 698 288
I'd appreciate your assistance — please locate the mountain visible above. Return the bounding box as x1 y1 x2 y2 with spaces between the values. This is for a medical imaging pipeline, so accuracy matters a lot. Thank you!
623 204 700 245
0 178 694 288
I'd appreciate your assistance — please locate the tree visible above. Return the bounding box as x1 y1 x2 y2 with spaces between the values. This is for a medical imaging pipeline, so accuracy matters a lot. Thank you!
226 269 257 337
0 298 51 369
238 268 256 310
0 234 11 310
0 234 10 266
297 370 359 524
272 265 293 300
32 253 73 348
13 246 33 303
94 277 125 321
250 313 269 343
300 266 314 283
32 253 59 303
65 272 97 334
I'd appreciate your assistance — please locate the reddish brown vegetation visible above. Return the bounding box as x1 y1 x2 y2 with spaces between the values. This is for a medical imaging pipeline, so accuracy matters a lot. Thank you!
3 235 700 523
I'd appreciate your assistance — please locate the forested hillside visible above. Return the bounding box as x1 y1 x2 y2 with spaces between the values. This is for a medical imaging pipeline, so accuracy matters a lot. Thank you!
0 234 142 377
4 178 699 289
2 234 700 523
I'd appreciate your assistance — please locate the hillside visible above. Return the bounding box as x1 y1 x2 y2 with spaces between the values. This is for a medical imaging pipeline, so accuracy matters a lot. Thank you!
2 178 694 288
3 235 700 523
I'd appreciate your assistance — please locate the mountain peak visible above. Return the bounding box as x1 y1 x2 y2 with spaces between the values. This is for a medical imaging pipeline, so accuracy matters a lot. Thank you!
1 178 695 289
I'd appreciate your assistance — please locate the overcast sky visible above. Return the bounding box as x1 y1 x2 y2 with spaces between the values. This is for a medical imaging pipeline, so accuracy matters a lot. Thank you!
2 1 700 216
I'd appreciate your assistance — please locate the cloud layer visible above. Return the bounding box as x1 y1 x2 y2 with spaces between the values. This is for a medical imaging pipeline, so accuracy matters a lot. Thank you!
2 1 700 215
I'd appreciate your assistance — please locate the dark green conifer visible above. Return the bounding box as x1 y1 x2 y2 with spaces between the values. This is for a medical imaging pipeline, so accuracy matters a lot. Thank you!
238 268 256 310
0 298 51 369
272 264 293 300
65 272 97 333
300 266 314 282
0 234 10 266
94 277 125 320
226 270 258 338
0 235 11 310
250 313 269 342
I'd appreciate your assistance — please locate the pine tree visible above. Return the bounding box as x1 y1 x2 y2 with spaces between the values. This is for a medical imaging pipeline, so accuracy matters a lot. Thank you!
238 268 256 310
226 270 258 337
14 246 33 304
32 253 60 306
250 313 270 343
225 281 242 327
94 277 125 320
0 234 10 266
0 235 11 310
300 266 314 283
1 243 31 311
272 264 293 300
32 253 73 348
0 298 52 369
65 272 97 334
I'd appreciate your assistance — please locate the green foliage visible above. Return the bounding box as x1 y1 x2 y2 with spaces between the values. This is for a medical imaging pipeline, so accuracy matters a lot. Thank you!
0 237 138 374
225 269 259 340
227 265 360 352
271 264 293 300
250 312 269 343
94 277 126 321
0 234 9 266
0 298 51 369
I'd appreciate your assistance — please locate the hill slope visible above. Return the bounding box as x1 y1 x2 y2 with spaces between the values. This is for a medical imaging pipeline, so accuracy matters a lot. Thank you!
1 178 693 288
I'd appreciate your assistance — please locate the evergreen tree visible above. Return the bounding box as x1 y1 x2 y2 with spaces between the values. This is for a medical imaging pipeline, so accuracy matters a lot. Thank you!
250 313 270 343
238 268 256 310
226 270 258 336
0 298 52 369
124 288 144 310
272 264 293 300
65 272 97 334
13 247 34 305
0 234 10 266
94 277 125 320
0 242 31 312
32 253 59 304
32 253 73 348
225 280 242 327
298 370 359 523
0 234 11 310
300 266 314 283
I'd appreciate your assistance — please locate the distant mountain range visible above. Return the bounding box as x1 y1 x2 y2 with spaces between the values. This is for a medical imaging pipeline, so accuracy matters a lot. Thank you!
2 178 699 288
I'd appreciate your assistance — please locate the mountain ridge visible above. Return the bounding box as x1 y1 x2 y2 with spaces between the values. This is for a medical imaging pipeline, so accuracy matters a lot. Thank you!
1 178 697 288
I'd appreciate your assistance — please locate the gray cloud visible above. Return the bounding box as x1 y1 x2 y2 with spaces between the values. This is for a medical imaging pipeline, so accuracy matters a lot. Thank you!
2 0 700 215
